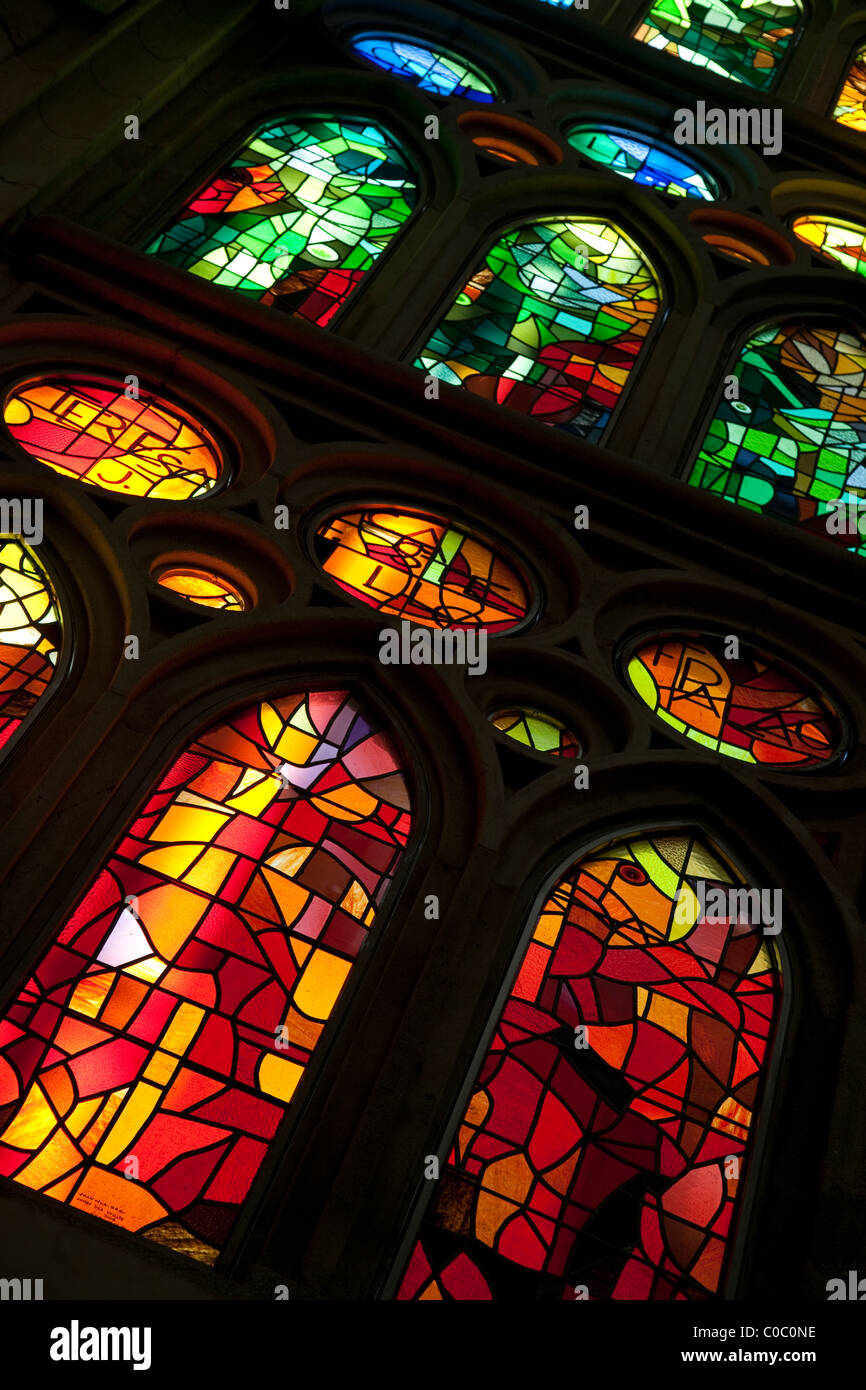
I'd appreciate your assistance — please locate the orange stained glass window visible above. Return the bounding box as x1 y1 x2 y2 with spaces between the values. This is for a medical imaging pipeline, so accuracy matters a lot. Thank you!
0 540 62 752
315 508 530 632
625 634 843 767
397 828 782 1300
491 707 581 757
156 567 246 612
3 378 223 500
0 690 412 1263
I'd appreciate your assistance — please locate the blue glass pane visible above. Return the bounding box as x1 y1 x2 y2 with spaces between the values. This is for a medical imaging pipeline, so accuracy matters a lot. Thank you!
567 126 719 200
351 33 497 102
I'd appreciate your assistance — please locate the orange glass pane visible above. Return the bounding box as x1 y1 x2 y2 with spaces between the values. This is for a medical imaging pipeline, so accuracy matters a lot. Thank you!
626 633 843 767
4 378 223 500
315 508 529 631
0 690 412 1264
157 567 246 611
398 828 783 1301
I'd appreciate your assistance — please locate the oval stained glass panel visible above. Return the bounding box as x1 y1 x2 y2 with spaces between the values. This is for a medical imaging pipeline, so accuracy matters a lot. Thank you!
491 707 581 757
156 567 246 612
567 127 719 200
315 508 530 632
4 378 223 500
351 34 497 102
791 216 866 278
625 633 843 767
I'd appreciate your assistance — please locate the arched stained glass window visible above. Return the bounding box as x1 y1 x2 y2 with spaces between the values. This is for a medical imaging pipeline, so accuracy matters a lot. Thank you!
0 690 412 1264
315 507 529 632
633 0 803 91
491 707 581 757
351 34 497 102
688 322 866 555
146 117 419 326
833 48 866 131
566 127 719 201
4 378 223 500
792 216 866 278
414 219 660 441
396 828 782 1300
625 633 843 767
0 540 62 750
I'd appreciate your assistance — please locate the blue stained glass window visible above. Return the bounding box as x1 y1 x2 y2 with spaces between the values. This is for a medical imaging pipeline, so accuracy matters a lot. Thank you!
567 126 719 200
351 33 498 102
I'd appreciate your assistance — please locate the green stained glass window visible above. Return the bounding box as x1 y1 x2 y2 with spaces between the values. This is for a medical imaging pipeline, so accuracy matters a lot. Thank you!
146 117 419 326
633 0 803 91
414 218 660 441
688 323 866 555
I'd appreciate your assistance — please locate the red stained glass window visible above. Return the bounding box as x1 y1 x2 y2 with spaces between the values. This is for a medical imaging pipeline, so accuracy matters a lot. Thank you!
0 690 412 1264
396 830 782 1300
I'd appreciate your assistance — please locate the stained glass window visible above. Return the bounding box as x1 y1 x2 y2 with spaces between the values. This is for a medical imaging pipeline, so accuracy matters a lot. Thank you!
156 568 246 612
0 690 412 1263
397 829 782 1300
351 34 497 102
0 541 62 751
833 48 866 131
688 322 866 554
625 634 843 767
415 219 660 440
146 117 419 326
315 508 529 632
4 378 222 500
791 216 866 278
566 127 718 201
633 0 802 90
491 708 581 758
